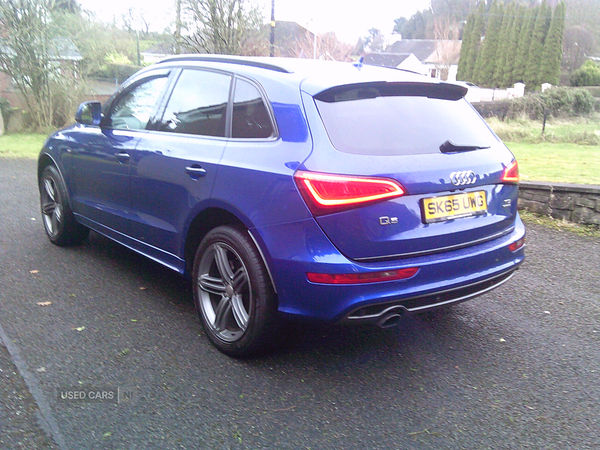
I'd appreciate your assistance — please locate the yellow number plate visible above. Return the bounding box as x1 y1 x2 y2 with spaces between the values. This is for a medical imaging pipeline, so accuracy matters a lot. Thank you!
422 191 487 223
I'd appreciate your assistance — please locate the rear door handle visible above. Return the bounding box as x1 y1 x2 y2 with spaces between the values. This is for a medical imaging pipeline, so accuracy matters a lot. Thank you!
116 152 130 163
185 165 207 179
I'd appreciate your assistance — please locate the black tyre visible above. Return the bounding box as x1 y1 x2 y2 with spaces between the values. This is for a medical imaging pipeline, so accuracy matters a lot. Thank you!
39 165 89 246
193 225 279 357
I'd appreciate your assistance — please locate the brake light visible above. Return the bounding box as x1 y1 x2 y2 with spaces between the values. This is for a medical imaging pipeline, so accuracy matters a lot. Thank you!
294 170 405 215
307 267 419 285
508 236 525 252
502 160 519 183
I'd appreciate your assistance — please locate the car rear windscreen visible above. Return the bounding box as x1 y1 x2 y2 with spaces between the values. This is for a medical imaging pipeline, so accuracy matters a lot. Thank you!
314 82 498 156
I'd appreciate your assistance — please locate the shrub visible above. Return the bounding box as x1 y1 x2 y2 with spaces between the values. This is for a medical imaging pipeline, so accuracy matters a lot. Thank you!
90 63 143 84
505 88 595 119
570 61 600 87
104 51 132 65
49 78 89 128
572 89 596 115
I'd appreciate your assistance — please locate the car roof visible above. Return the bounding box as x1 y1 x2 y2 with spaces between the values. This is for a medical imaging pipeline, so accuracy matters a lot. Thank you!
155 54 458 97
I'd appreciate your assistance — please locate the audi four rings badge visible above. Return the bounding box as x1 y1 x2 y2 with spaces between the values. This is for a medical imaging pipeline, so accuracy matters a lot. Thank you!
450 171 477 186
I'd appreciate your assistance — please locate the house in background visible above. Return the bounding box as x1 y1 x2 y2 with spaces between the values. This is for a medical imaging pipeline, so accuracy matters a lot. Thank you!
370 39 462 82
0 37 82 110
363 53 428 76
48 37 83 79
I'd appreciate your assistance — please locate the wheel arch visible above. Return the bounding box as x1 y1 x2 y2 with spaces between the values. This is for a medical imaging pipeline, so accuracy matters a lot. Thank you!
37 152 76 208
37 152 59 180
183 207 247 278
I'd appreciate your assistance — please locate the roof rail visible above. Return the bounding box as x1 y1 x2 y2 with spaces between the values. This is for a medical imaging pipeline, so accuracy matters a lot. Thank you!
157 55 292 74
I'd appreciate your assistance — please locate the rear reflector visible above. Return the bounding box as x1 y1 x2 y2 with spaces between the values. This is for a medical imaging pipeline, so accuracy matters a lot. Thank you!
294 170 405 215
502 160 519 183
307 267 419 285
508 236 525 252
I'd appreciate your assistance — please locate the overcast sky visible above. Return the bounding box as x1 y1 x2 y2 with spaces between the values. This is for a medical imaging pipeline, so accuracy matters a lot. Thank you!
78 0 432 45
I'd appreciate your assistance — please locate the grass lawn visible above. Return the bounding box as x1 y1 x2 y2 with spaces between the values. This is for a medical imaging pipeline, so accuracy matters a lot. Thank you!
0 133 47 159
487 116 600 145
505 141 600 185
1 121 599 186
486 115 600 185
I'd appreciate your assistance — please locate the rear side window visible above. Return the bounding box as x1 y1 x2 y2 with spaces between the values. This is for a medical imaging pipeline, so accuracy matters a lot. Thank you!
231 79 274 139
314 83 497 156
160 69 231 137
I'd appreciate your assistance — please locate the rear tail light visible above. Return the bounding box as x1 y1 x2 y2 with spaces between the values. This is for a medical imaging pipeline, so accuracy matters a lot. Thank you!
294 170 405 215
502 160 519 183
508 236 525 252
307 267 419 285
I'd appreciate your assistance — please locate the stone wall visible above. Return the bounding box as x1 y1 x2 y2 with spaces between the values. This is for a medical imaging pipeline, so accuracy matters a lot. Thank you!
518 181 600 226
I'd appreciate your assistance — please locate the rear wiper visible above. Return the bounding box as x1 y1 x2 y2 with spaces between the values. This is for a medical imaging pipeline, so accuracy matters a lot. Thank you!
439 140 490 153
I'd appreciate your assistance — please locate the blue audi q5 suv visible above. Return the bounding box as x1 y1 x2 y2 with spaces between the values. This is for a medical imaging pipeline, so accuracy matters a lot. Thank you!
38 55 525 356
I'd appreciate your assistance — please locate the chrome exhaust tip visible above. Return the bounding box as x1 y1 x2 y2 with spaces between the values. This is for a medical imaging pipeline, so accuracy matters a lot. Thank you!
376 312 403 329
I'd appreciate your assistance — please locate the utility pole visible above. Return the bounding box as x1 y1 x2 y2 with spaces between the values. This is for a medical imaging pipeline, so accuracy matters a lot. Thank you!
270 0 275 57
175 0 182 54
136 30 141 65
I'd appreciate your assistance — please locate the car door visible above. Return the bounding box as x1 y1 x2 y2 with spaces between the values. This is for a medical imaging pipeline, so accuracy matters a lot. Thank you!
128 68 231 264
69 73 170 235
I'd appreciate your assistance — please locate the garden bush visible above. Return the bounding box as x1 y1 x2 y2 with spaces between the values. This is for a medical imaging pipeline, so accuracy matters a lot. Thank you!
479 88 597 120
570 61 600 87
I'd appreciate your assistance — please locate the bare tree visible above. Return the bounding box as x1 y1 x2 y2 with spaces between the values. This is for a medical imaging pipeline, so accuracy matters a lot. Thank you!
121 7 135 33
121 7 151 36
432 19 461 81
0 0 54 128
182 0 264 55
289 29 353 61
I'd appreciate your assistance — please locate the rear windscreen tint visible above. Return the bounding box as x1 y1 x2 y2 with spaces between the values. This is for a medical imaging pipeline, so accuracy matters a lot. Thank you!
314 84 497 156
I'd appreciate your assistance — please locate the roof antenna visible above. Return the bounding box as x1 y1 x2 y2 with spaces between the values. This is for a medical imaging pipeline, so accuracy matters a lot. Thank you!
353 56 364 70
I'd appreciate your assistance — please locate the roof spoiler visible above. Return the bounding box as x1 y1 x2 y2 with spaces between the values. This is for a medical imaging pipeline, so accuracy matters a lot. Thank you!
314 81 468 103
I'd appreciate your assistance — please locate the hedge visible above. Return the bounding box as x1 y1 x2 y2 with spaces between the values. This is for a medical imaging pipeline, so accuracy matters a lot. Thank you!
473 87 597 120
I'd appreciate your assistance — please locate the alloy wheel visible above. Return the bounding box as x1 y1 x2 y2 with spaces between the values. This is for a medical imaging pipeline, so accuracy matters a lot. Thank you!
197 242 252 342
41 176 63 238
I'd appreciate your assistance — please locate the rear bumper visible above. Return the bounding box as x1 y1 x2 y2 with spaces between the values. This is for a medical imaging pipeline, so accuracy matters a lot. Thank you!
342 267 517 326
253 214 525 323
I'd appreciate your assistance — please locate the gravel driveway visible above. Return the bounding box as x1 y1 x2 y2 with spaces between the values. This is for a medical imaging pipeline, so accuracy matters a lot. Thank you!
1 158 599 449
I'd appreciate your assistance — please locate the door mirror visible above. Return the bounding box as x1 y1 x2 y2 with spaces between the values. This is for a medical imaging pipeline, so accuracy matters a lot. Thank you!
75 101 102 126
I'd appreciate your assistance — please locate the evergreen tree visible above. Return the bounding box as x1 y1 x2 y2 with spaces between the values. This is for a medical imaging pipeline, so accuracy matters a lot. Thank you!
539 1 566 85
469 1 488 84
457 11 475 81
513 6 536 84
493 2 516 87
502 4 524 87
524 0 552 89
475 1 504 87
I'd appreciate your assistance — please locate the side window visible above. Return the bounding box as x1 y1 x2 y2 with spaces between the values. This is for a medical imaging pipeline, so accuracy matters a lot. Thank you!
160 70 231 137
110 76 168 130
232 79 274 139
